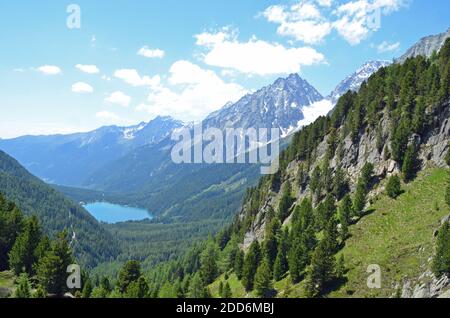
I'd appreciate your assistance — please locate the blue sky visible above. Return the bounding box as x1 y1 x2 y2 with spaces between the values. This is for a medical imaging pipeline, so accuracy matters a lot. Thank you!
0 0 448 138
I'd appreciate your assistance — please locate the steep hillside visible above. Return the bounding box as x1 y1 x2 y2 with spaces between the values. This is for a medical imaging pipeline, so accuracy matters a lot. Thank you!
0 150 119 267
142 37 450 299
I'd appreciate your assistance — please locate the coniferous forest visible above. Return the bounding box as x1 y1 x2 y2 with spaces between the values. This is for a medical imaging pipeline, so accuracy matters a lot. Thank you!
0 5 449 303
2 38 448 299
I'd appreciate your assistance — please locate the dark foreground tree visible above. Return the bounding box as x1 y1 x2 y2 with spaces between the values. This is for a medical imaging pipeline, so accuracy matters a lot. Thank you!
254 260 273 298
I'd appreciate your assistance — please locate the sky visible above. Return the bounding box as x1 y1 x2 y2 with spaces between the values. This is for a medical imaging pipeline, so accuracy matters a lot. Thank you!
0 0 449 138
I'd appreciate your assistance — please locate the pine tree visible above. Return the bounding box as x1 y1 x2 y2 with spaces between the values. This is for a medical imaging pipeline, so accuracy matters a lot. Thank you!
8 215 42 275
14 273 31 298
386 175 402 198
117 260 141 293
402 144 418 182
234 249 244 280
218 281 223 297
273 229 289 281
254 260 273 298
125 276 149 298
188 272 209 298
200 243 218 284
36 230 73 296
278 181 293 221
264 219 280 271
338 194 353 230
222 281 232 298
432 221 450 276
242 241 261 291
304 239 336 298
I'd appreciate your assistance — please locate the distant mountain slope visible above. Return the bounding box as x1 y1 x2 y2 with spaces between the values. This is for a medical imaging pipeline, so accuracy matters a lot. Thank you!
328 60 391 105
204 74 324 135
83 74 325 222
0 150 119 267
0 116 183 186
396 28 450 64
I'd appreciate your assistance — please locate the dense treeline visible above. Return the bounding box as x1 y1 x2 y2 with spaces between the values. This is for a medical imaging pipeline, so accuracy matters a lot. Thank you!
106 39 450 298
0 193 76 297
0 150 120 267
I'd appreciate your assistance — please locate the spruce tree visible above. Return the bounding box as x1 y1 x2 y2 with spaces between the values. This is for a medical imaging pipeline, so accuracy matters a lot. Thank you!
254 260 273 298
234 249 244 280
188 272 209 298
402 144 418 182
304 239 336 298
273 229 289 281
36 230 73 296
14 273 31 298
8 215 42 275
338 194 353 233
242 241 261 291
200 243 218 284
222 281 232 298
386 175 402 198
278 181 293 221
117 260 141 293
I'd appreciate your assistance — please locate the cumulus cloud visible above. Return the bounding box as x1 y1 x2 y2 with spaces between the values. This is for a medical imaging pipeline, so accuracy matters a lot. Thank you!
137 46 165 58
36 65 62 75
374 40 400 53
105 91 131 107
114 69 161 88
136 60 247 121
262 0 407 46
333 0 406 45
263 3 332 44
195 28 325 76
75 64 100 74
71 82 94 94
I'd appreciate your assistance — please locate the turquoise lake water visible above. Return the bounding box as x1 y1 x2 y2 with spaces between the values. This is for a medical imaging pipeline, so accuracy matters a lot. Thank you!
83 202 152 224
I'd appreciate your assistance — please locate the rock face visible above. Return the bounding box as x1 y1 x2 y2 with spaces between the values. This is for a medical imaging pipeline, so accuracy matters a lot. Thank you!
401 271 450 298
204 73 324 135
395 28 450 64
328 61 392 105
240 98 450 250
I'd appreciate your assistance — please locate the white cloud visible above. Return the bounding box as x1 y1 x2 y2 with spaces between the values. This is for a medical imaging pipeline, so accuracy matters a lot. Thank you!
114 69 161 88
36 65 62 75
262 0 407 45
75 64 100 74
137 46 165 58
195 29 325 76
375 40 400 53
136 60 247 121
71 82 94 94
333 0 406 45
262 3 332 44
105 91 131 107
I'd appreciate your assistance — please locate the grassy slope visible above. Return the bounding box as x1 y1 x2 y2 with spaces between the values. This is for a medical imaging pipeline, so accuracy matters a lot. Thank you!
209 168 450 298
0 271 15 298
330 168 449 298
